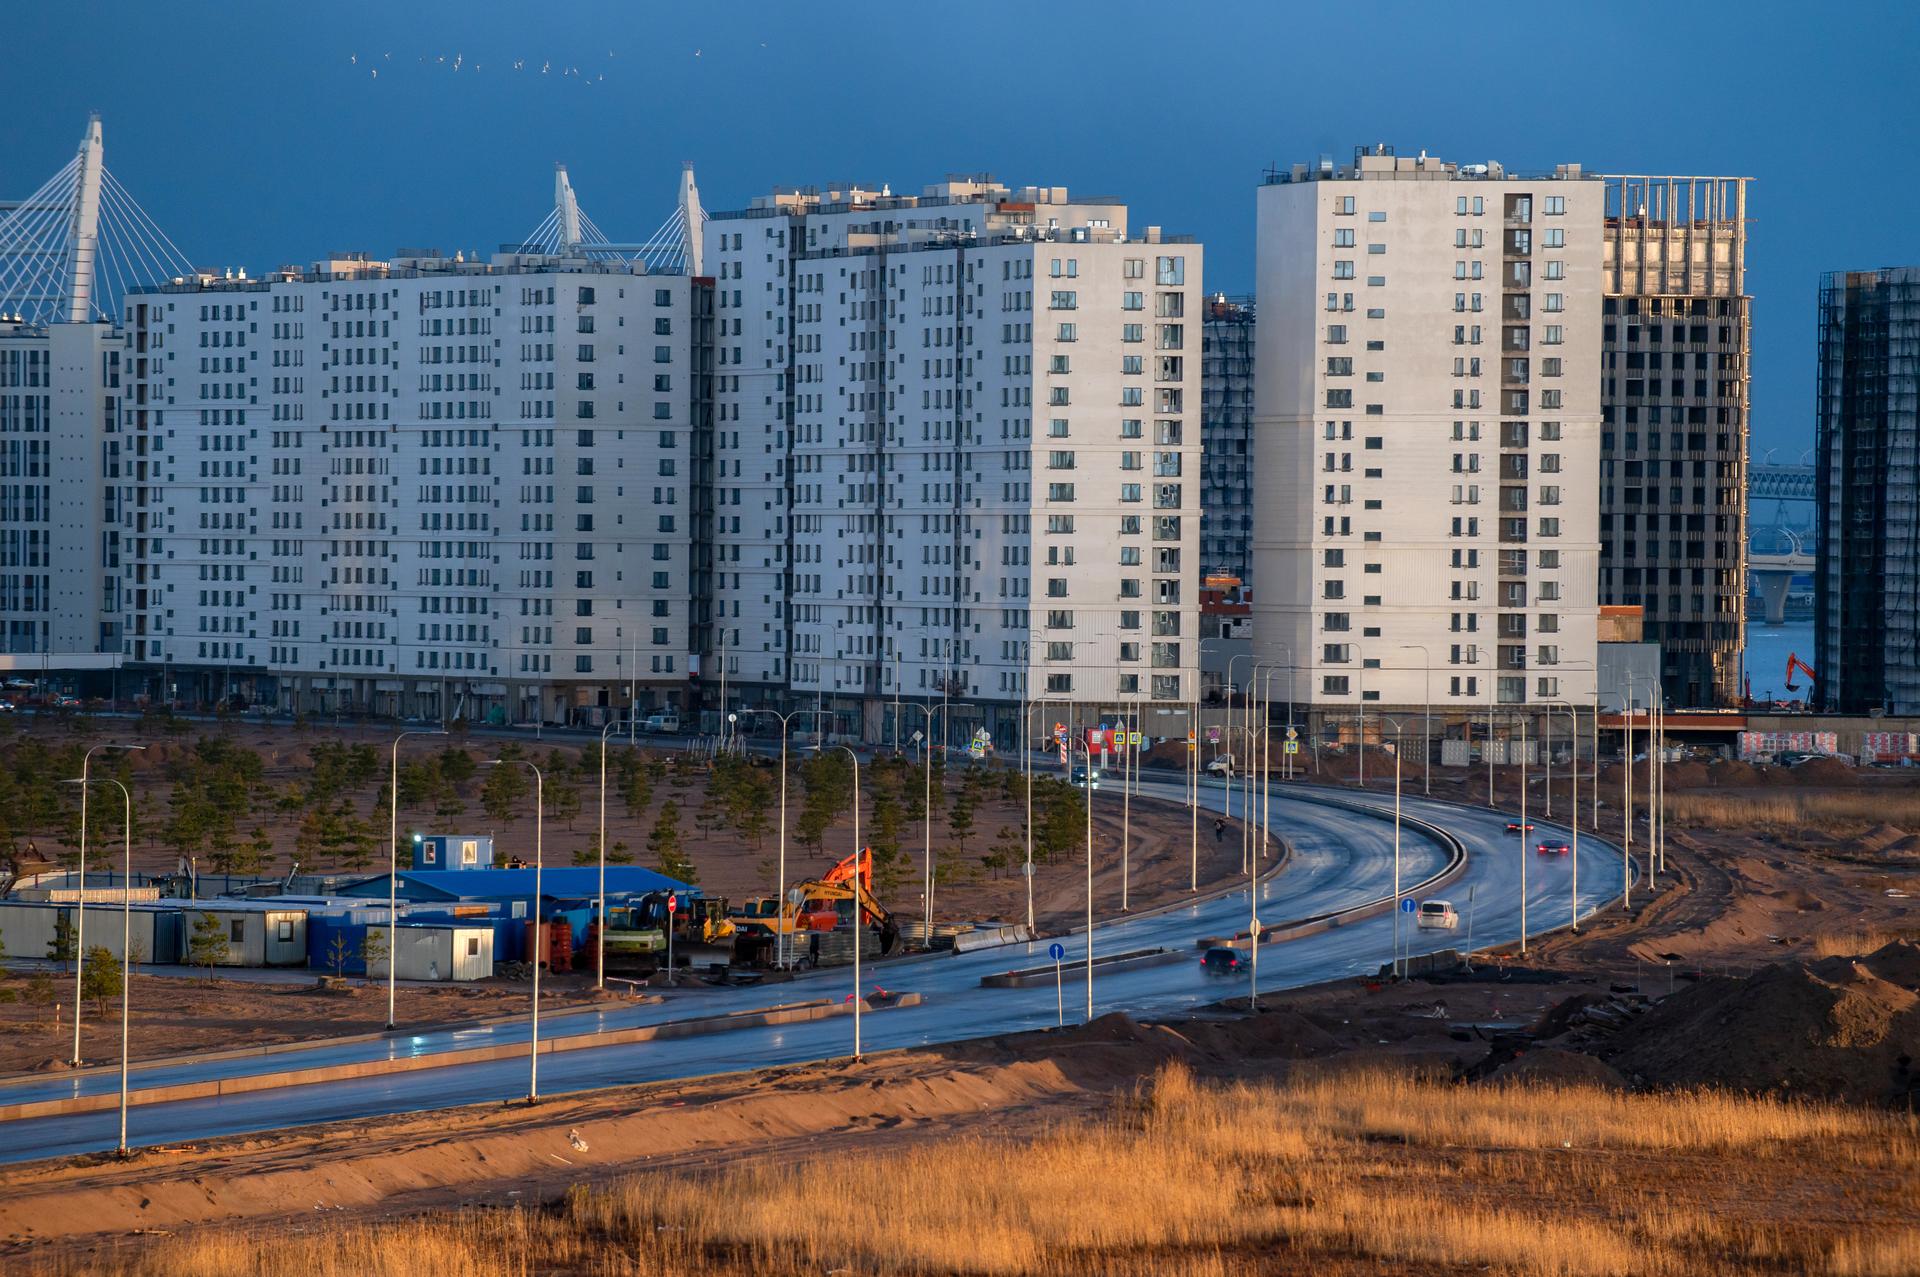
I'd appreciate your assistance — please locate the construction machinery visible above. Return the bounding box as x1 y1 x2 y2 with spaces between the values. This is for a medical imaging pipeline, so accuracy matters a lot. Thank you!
730 849 900 967
1785 653 1818 693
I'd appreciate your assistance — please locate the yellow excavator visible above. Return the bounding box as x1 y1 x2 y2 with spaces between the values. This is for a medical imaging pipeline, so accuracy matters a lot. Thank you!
730 849 899 967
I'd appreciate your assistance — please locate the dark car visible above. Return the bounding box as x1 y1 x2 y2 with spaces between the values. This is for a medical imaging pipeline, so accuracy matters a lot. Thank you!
1536 839 1571 856
1506 820 1536 833
1200 946 1247 976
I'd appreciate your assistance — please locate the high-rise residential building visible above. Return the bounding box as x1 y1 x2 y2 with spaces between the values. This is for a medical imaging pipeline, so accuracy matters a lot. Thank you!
1598 175 1750 708
704 177 1203 746
118 251 713 723
1251 147 1601 725
0 320 124 656
1814 267 1920 714
1201 295 1255 586
0 116 183 675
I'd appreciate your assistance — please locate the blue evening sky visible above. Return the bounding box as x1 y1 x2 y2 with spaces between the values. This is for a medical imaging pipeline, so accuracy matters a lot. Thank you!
4 0 1915 458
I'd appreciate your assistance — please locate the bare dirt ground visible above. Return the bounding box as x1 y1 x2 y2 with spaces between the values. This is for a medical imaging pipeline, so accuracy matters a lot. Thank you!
0 972 627 1074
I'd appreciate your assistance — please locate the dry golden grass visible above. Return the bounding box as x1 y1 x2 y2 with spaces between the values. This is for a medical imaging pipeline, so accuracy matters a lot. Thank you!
34 1065 1920 1277
1811 927 1920 958
1665 789 1920 838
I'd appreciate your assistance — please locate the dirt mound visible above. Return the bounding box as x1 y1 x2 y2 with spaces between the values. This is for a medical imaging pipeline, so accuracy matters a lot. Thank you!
1706 759 1769 788
1852 824 1909 854
1662 761 1712 790
1485 1047 1627 1090
1791 757 1859 786
1601 942 1920 1104
1886 834 1920 856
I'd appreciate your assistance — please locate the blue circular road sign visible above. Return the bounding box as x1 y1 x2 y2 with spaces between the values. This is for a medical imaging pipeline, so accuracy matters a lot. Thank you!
1400 898 1418 914
1048 941 1066 961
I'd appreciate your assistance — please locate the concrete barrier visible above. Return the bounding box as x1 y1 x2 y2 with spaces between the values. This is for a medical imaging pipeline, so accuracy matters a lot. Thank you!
979 947 1186 988
0 993 922 1123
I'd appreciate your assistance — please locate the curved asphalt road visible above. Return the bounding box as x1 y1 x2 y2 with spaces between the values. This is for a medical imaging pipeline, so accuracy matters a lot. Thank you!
0 778 1626 1162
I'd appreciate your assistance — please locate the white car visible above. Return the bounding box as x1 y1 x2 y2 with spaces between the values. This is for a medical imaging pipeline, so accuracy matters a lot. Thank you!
1415 899 1458 930
1205 755 1235 778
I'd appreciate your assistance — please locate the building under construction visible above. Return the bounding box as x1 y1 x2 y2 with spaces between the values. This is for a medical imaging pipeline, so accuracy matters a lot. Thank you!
1599 174 1751 709
1815 267 1920 714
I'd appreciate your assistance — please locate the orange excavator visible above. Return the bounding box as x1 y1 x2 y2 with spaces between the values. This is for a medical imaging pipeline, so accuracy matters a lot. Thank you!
1785 653 1818 693
729 849 899 966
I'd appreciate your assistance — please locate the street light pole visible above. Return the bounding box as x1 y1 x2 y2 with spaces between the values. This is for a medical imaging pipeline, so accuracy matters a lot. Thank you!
67 776 136 1152
821 744 864 1058
593 716 626 990
106 778 132 1154
1519 710 1529 956
389 728 446 1024
1545 699 1580 933
485 759 543 1101
72 742 144 1066
771 707 827 969
1400 645 1432 796
1083 734 1095 1023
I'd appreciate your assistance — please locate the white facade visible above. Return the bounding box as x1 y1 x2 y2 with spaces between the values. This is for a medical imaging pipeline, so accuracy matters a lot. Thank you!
705 178 1202 742
119 254 713 724
0 320 123 656
1253 149 1601 711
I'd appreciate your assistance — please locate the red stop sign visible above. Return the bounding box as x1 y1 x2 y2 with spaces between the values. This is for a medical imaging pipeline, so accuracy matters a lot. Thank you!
666 895 678 913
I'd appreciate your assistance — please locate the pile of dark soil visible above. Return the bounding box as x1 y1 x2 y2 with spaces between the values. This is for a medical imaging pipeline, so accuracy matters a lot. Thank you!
1594 941 1920 1105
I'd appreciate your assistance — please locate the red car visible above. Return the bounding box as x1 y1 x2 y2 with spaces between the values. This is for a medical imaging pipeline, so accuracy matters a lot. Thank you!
1536 839 1571 856
1506 820 1536 833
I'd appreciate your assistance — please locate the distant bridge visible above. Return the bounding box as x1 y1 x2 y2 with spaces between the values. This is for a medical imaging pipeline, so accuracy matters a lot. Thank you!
1750 463 1815 504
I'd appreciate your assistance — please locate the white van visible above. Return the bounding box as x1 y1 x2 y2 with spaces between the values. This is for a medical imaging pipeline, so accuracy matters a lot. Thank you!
642 713 681 735
1416 899 1459 930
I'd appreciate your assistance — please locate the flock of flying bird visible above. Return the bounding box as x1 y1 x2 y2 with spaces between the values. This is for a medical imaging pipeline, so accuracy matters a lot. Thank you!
347 42 764 81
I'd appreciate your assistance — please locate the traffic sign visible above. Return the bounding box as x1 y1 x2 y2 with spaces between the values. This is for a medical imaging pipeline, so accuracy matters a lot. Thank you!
1399 898 1417 914
1285 741 1299 755
667 894 679 914
788 887 806 906
1249 917 1261 934
1286 726 1298 740
1048 941 1066 961
1207 726 1222 744
1126 730 1142 746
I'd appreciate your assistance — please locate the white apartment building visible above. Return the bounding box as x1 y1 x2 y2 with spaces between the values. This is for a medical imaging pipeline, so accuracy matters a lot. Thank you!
705 177 1202 745
119 253 714 724
1252 147 1601 725
0 319 124 657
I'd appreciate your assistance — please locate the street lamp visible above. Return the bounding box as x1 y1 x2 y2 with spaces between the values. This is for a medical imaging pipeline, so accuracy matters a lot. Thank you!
66 776 134 1153
388 728 447 1025
1376 717 1414 976
817 743 865 1059
1067 734 1097 1022
1544 698 1581 934
593 715 631 990
484 758 544 1102
768 707 828 968
71 742 145 1066
905 700 968 943
1398 645 1432 796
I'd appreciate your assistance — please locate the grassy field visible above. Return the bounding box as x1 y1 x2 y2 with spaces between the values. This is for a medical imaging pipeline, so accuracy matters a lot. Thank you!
1664 789 1920 839
38 1066 1919 1277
